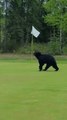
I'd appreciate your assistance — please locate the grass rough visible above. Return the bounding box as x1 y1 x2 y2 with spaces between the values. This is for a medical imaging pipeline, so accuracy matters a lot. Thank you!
0 58 67 120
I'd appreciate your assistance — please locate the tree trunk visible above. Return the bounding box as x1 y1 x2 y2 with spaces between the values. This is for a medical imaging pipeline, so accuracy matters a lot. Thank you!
60 28 63 54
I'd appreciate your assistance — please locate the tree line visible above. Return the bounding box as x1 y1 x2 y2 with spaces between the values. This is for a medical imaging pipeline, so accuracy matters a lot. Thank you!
0 0 67 53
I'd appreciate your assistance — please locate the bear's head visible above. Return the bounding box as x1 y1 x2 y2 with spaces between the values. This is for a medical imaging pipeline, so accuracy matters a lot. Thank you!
33 51 41 58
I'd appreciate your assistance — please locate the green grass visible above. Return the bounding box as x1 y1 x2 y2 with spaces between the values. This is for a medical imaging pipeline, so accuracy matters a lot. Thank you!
0 58 67 120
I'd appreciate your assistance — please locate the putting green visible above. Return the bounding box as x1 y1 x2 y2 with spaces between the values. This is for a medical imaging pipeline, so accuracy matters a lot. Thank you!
0 59 67 120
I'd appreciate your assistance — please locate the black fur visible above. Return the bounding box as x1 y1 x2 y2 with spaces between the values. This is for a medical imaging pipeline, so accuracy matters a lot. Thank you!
34 51 59 71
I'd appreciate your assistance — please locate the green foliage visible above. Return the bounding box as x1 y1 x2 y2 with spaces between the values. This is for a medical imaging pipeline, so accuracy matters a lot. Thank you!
43 0 67 54
47 38 61 55
16 42 67 55
63 45 67 54
62 13 67 32
43 0 67 31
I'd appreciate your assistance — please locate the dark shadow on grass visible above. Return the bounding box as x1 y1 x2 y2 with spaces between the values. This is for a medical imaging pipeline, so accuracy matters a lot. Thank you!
42 69 59 72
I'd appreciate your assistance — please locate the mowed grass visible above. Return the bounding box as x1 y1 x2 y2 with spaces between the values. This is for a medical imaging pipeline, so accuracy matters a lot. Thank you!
0 58 67 120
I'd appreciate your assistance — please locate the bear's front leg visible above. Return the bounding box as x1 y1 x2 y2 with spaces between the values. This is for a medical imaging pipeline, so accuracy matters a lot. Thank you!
39 65 42 71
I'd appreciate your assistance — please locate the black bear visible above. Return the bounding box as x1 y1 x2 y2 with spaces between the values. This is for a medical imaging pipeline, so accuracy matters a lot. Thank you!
34 51 59 71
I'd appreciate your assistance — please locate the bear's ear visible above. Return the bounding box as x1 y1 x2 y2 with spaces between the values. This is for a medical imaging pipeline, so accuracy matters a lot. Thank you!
34 50 41 54
33 51 37 55
34 51 41 56
33 51 36 56
37 52 41 56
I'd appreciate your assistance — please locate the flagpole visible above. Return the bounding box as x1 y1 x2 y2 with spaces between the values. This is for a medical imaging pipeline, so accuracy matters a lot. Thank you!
31 26 40 59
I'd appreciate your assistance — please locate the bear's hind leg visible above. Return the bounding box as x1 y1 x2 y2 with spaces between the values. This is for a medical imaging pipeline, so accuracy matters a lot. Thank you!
52 64 59 71
44 64 50 71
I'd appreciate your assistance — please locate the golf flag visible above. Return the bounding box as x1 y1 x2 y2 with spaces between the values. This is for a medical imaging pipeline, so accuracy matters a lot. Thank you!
31 26 40 38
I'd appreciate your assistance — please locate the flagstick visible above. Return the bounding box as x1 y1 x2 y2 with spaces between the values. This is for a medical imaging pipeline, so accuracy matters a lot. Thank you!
31 26 40 60
31 34 34 60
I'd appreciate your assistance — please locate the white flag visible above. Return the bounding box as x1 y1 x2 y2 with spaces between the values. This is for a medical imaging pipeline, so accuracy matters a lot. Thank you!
31 26 40 38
